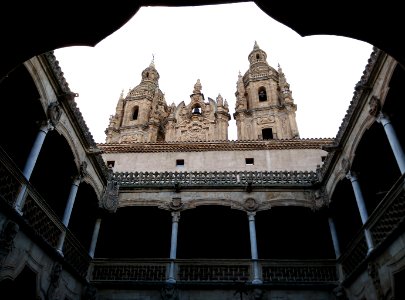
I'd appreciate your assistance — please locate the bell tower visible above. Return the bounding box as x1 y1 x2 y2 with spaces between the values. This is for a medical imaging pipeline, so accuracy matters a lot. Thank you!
234 42 299 140
105 60 169 143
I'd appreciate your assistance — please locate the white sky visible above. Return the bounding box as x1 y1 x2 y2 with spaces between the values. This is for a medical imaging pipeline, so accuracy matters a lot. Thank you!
53 2 373 143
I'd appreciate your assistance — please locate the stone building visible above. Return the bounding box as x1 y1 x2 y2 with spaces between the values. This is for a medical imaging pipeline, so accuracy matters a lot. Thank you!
105 62 231 143
0 3 405 300
234 42 299 140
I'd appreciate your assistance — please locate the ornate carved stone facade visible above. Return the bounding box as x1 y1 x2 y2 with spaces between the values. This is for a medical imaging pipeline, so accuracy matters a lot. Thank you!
105 60 169 143
105 64 230 143
106 42 299 143
165 80 230 142
234 41 299 140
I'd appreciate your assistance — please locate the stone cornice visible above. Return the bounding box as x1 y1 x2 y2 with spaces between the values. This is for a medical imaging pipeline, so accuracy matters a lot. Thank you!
41 51 109 181
317 47 385 181
98 138 333 153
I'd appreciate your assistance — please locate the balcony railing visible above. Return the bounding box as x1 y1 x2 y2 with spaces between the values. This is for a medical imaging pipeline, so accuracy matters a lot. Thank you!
339 173 405 280
1 144 404 286
113 170 318 187
90 258 337 285
0 146 90 278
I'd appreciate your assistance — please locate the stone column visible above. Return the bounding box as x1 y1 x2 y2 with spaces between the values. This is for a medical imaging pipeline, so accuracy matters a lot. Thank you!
167 211 180 283
328 217 341 258
88 218 102 258
377 112 405 174
346 171 374 253
248 212 262 284
14 121 54 213
56 175 82 255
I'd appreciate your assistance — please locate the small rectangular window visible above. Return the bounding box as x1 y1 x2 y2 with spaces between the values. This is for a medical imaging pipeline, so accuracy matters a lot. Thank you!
107 161 115 168
245 158 254 165
176 159 185 167
262 128 273 140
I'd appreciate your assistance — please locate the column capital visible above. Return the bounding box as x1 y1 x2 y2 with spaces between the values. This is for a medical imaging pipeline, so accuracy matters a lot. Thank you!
171 211 180 222
39 120 54 133
72 175 82 186
376 111 390 126
346 170 358 181
247 211 256 220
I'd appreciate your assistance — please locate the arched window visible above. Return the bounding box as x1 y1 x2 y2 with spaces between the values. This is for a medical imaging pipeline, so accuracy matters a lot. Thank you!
262 128 273 140
256 54 260 60
132 106 139 120
244 92 249 110
192 105 202 115
258 87 267 102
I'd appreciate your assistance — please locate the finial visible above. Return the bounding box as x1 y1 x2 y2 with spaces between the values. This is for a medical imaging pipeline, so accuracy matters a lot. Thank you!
253 41 259 49
238 70 242 77
150 54 155 67
217 93 224 106
120 89 124 99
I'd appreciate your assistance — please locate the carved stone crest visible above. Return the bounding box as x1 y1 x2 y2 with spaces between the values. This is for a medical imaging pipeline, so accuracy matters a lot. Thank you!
368 95 381 117
79 161 88 179
313 187 329 209
47 102 62 126
169 197 184 211
160 283 179 300
341 157 351 175
100 168 119 212
244 198 258 211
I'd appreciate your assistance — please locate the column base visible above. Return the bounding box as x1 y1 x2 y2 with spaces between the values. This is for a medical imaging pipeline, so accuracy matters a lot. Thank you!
166 278 176 284
252 279 263 285
56 249 64 257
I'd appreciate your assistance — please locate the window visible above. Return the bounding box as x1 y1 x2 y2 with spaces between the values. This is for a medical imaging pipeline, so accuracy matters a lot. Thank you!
262 128 273 140
176 159 185 167
258 87 267 101
132 106 139 120
192 106 202 115
245 158 254 165
321 156 326 162
256 54 260 60
107 161 115 168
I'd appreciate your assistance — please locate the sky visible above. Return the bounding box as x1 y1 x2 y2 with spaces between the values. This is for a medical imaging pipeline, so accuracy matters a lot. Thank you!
53 2 374 143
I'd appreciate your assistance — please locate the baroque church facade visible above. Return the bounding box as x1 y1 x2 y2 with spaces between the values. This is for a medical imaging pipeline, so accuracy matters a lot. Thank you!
0 37 405 300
